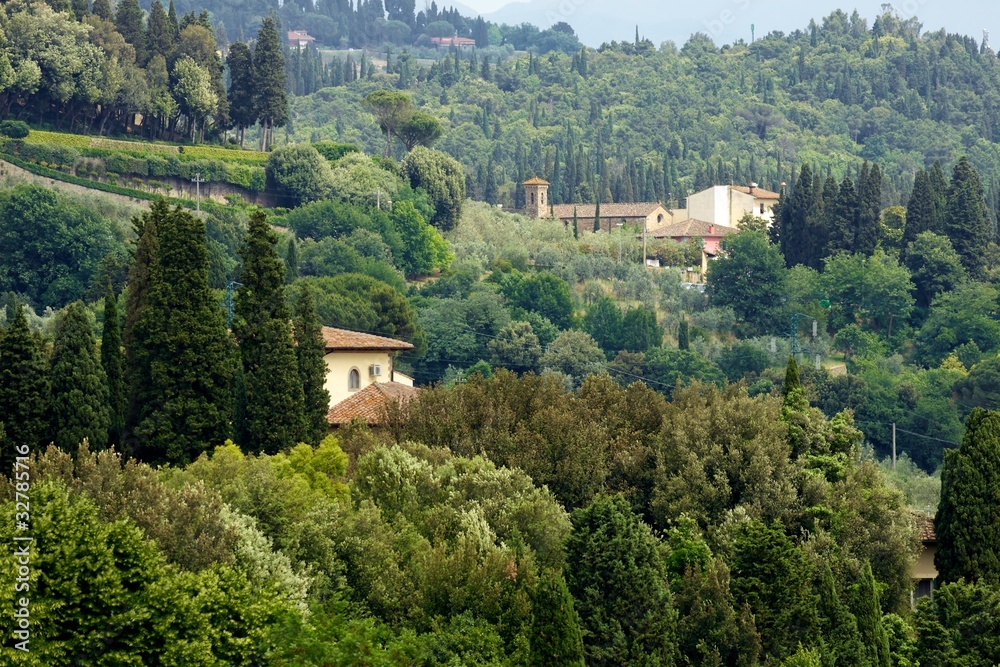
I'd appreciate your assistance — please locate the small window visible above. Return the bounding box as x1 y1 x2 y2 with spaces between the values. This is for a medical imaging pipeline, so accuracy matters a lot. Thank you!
541 192 545 205
349 368 360 390
530 192 536 205
760 204 765 214
657 213 664 223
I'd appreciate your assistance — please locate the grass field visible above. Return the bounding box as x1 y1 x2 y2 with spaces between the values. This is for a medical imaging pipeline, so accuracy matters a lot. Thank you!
24 130 269 164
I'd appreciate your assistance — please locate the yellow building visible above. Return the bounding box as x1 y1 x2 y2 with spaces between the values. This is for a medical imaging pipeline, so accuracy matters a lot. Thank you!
321 326 416 426
550 202 672 234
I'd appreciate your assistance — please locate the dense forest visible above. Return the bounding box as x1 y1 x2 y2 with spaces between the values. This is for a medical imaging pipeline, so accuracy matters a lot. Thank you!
4 0 1000 664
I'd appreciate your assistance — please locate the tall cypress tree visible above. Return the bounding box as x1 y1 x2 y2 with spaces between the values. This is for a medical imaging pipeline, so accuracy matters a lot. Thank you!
825 175 858 256
72 0 90 20
284 235 299 284
226 41 257 148
944 157 991 280
49 303 110 454
124 206 160 446
101 281 126 448
146 1 174 59
678 319 690 351
253 17 289 150
935 408 1000 585
851 562 891 667
928 160 949 232
92 0 113 21
593 199 601 233
0 305 49 473
132 203 236 465
529 569 586 667
815 563 867 666
778 164 815 267
233 211 305 454
782 356 800 398
293 286 330 446
854 162 883 256
115 0 148 65
902 169 936 253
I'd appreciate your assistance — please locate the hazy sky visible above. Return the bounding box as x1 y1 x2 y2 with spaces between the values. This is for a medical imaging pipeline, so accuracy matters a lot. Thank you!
451 0 1000 48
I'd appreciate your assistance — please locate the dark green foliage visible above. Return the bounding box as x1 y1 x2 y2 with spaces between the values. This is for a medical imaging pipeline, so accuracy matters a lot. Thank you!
488 320 542 372
130 202 235 465
825 175 859 256
729 520 820 662
233 211 305 454
253 17 289 149
294 274 421 344
267 144 334 205
707 232 787 336
642 347 725 397
677 319 689 350
284 235 299 284
114 0 148 64
124 206 159 446
783 356 801 398
499 271 575 329
401 147 465 232
621 306 661 353
854 162 883 256
717 342 772 382
565 494 678 666
146 0 174 58
0 120 29 139
0 185 122 310
944 157 991 280
293 285 330 446
0 304 49 472
913 579 1000 667
902 170 936 250
102 281 126 447
935 408 1000 585
814 563 867 666
582 296 622 357
49 303 110 453
312 141 360 163
851 561 891 667
529 570 586 667
226 41 257 145
905 232 966 309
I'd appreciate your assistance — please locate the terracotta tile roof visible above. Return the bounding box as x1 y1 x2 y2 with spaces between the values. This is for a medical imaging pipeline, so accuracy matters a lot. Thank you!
550 202 666 220
648 218 740 238
321 326 414 352
523 177 550 185
430 36 476 46
288 30 316 41
327 381 419 425
731 185 781 200
920 518 936 543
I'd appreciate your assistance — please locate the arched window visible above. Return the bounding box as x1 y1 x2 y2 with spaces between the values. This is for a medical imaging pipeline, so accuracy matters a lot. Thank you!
657 213 664 224
349 368 360 390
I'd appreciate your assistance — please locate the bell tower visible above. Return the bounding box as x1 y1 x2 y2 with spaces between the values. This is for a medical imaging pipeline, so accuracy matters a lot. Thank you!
523 177 550 218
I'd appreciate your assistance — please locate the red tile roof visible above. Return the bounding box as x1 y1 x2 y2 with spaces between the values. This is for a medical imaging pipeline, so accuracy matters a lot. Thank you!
550 202 666 220
430 36 476 46
321 326 414 352
920 518 936 543
327 381 419 426
731 185 781 200
523 177 550 185
648 218 740 238
288 30 316 42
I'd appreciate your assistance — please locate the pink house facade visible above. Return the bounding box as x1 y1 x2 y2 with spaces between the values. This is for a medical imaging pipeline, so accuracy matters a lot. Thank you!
648 218 740 272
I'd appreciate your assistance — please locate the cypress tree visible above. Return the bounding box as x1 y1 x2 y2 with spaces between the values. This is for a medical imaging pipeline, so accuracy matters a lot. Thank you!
49 303 110 454
529 569 586 667
146 1 174 59
572 207 579 239
944 157 991 280
782 356 800 397
284 235 299 284
124 206 160 445
226 42 257 148
132 203 236 465
678 319 690 350
852 562 891 667
254 17 289 150
928 160 949 232
0 305 50 473
101 281 126 448
935 408 1000 584
115 0 148 65
825 175 859 256
593 199 601 233
854 162 883 255
92 0 113 21
293 286 330 446
778 165 815 267
233 211 305 454
902 169 936 252
815 563 866 665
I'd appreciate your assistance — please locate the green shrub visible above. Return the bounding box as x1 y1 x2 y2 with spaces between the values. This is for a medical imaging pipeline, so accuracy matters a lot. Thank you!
0 120 30 139
312 141 359 163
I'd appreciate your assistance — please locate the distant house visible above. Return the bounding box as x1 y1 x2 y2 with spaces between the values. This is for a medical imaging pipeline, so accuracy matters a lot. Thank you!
429 36 476 49
288 30 317 48
913 516 937 605
321 326 417 427
551 202 672 234
647 218 740 272
674 183 781 227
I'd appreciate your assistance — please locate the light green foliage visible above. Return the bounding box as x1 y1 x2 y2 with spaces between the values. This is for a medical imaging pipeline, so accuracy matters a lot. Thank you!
540 329 606 386
821 249 914 337
905 231 967 309
328 151 403 207
708 232 787 336
267 143 335 205
401 146 465 232
488 320 542 372
877 452 941 514
914 281 1000 367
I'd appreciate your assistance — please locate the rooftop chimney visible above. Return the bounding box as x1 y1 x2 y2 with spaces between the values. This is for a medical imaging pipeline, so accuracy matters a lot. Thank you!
709 224 715 234
749 182 758 193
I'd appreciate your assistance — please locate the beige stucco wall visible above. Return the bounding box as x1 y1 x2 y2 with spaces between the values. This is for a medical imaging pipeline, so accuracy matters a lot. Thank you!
914 544 937 581
324 350 394 406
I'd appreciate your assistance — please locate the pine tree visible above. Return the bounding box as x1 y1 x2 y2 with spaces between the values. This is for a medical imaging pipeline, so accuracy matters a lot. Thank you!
928 160 949 232
854 162 883 255
783 356 800 398
254 17 289 150
0 305 50 473
529 569 586 667
227 42 257 148
815 563 867 665
902 169 936 252
944 157 991 280
778 165 815 267
852 562 891 667
101 281 126 448
678 319 690 350
825 175 859 255
146 1 174 59
284 235 299 284
233 211 305 454
124 207 159 445
293 286 330 446
935 408 1000 584
92 0 113 21
115 0 148 65
49 303 110 454
72 0 90 20
131 203 236 465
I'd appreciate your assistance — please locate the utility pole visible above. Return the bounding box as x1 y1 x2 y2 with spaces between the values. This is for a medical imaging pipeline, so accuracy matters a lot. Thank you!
892 422 897 471
193 172 202 213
